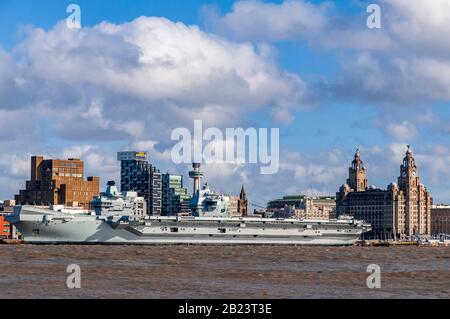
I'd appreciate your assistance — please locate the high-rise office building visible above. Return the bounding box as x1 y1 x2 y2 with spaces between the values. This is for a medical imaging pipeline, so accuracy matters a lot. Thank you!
336 146 432 238
15 156 99 209
117 151 162 216
162 173 191 216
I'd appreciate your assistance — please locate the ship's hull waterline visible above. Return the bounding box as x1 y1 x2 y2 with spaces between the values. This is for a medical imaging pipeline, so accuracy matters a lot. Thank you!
9 206 371 246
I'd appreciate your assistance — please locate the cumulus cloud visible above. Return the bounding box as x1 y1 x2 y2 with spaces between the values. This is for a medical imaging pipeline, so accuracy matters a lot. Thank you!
206 0 450 105
203 0 330 42
385 121 419 141
6 17 306 128
0 16 309 199
316 0 450 104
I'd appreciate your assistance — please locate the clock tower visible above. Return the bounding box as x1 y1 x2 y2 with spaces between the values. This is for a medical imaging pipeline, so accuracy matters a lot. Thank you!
398 145 419 189
347 149 368 192
397 145 432 236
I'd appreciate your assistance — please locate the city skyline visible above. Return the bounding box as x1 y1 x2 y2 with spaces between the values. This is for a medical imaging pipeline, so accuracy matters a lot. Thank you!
1 0 450 205
6 145 437 208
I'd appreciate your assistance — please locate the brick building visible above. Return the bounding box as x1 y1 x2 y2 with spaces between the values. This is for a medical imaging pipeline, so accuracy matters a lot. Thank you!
431 205 450 235
226 186 248 217
15 156 99 209
228 196 240 216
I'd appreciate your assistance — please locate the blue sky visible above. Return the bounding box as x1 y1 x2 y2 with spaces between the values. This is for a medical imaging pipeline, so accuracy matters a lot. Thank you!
1 0 450 206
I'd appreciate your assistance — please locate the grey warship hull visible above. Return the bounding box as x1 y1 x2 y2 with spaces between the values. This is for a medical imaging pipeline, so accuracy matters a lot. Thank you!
9 206 371 246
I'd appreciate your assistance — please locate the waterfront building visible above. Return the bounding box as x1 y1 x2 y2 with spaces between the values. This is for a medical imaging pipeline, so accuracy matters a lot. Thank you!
431 205 450 235
15 156 99 209
117 151 162 216
0 215 11 239
222 186 248 217
2 200 15 209
0 212 19 240
336 147 432 238
162 173 191 216
150 168 163 216
268 195 336 220
228 195 240 216
0 201 19 240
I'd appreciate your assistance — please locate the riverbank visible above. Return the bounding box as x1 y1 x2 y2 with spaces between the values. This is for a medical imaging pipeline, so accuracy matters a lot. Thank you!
0 239 24 245
357 240 450 247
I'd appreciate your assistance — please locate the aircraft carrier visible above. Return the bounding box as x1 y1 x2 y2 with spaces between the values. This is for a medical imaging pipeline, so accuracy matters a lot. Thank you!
8 165 371 246
8 205 370 246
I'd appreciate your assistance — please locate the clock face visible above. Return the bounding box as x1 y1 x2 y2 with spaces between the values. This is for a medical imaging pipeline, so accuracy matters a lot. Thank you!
412 171 416 177
402 171 407 178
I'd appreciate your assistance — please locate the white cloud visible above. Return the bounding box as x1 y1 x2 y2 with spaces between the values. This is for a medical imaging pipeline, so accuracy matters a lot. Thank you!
320 0 450 104
385 121 419 141
204 0 330 42
0 16 309 199
7 17 306 129
206 0 450 105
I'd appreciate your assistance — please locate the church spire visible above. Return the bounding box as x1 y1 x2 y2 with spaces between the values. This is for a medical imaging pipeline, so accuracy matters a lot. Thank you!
238 185 248 216
240 185 246 199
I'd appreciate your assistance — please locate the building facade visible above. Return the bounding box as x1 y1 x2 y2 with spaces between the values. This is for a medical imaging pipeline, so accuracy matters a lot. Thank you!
118 151 162 216
15 156 99 209
226 186 248 217
431 205 450 235
228 196 240 216
268 195 336 220
336 147 432 239
162 173 191 216
0 215 12 239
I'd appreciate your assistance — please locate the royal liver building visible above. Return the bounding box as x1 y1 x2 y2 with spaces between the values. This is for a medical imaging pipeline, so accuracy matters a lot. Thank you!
336 146 432 239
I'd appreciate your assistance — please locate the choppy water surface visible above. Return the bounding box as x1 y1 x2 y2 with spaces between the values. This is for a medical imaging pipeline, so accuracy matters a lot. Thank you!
0 245 449 299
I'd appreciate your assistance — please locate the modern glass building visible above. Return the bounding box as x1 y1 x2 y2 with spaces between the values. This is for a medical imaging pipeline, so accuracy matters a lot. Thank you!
162 173 191 216
117 151 162 216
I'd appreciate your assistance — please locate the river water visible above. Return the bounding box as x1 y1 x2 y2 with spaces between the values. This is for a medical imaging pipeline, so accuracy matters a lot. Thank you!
0 245 449 299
